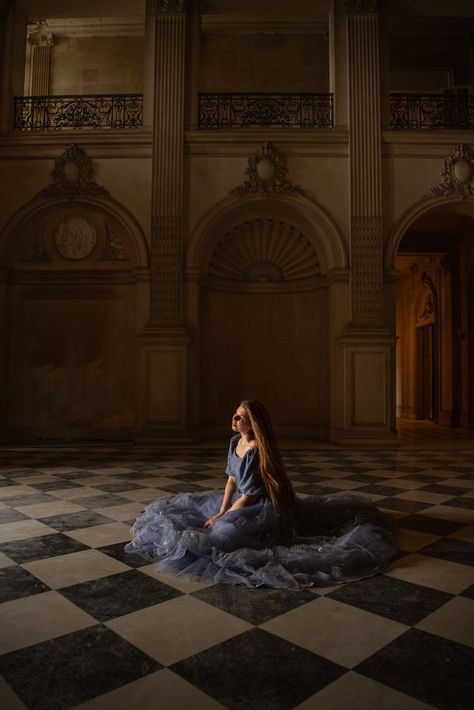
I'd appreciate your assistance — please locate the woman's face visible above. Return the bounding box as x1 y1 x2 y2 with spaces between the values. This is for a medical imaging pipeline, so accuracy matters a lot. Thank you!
231 404 251 434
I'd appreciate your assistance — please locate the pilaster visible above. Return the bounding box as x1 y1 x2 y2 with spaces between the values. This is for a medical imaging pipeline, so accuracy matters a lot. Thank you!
27 21 53 96
335 0 397 445
137 0 191 439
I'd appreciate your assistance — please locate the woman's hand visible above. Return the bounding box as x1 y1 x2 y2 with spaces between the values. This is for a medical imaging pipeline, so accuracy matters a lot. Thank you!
204 512 224 528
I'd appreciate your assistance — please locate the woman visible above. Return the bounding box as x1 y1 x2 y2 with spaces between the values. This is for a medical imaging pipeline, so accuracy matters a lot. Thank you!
125 400 398 589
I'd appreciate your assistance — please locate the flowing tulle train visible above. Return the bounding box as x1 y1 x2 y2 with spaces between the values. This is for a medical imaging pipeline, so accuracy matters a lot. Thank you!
124 490 398 589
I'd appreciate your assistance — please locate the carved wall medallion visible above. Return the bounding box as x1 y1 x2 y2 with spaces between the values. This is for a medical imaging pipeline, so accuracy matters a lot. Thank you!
54 216 97 260
100 225 128 261
208 219 319 282
39 144 110 200
231 142 304 197
430 143 474 200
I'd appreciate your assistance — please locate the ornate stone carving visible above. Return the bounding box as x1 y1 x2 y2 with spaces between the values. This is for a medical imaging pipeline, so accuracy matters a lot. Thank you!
24 233 50 261
54 216 97 260
154 0 187 14
351 216 383 322
39 144 109 200
100 226 128 261
27 20 54 47
343 0 379 15
431 144 474 200
208 219 319 282
231 142 304 197
150 215 182 321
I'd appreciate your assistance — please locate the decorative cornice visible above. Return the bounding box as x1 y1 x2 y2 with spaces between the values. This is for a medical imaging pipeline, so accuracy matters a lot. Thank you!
430 143 474 200
231 141 304 197
30 17 145 37
38 144 110 200
27 20 54 47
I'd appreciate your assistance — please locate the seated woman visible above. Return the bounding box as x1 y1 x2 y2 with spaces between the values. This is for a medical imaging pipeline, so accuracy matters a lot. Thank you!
124 400 398 589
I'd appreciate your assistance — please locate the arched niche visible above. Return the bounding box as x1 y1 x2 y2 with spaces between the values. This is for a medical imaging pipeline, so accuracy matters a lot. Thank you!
190 195 340 437
0 197 148 440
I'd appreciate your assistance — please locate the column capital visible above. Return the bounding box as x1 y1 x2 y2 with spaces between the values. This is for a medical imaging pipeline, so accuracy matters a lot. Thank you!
27 20 54 47
342 0 379 16
154 0 188 15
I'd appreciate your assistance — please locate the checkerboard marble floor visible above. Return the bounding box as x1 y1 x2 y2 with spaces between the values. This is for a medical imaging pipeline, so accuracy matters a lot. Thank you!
1 443 473 709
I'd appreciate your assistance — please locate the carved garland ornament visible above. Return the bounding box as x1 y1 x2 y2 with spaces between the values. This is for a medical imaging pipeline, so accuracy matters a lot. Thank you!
154 0 187 14
27 20 54 47
231 142 304 197
430 143 474 200
342 0 379 15
39 144 110 200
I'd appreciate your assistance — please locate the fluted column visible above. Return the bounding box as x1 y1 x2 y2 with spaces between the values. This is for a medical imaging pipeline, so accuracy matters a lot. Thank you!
27 21 53 95
150 0 187 324
345 0 383 326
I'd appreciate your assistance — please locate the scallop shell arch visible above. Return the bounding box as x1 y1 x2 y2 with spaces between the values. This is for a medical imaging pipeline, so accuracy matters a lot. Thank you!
208 219 320 282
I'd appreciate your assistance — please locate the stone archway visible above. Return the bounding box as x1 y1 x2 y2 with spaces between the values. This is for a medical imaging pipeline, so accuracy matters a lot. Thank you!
390 198 474 429
0 196 148 441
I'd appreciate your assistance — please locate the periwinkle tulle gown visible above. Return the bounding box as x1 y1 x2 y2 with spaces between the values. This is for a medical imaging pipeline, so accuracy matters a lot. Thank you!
124 435 399 589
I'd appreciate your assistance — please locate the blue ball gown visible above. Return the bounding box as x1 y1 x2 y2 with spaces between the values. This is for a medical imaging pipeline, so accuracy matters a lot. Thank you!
124 435 399 589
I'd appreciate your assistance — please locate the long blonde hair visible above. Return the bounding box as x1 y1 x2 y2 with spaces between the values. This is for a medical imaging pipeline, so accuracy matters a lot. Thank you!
241 399 295 508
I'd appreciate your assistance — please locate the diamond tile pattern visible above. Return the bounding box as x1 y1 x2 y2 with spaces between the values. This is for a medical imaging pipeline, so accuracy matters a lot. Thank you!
0 444 473 709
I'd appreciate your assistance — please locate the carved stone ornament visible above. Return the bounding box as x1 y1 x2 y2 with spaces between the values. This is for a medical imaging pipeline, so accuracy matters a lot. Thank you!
430 143 474 200
208 219 319 282
54 216 97 260
27 20 54 47
231 142 304 197
100 225 128 261
39 144 110 200
154 0 187 14
342 0 379 15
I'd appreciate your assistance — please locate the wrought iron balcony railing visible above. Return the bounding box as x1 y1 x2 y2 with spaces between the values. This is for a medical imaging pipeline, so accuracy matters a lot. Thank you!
13 94 143 131
199 92 333 129
390 93 474 130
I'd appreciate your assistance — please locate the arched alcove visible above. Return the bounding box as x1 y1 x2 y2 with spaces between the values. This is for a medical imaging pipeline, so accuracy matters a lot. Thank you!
187 194 345 437
0 196 148 440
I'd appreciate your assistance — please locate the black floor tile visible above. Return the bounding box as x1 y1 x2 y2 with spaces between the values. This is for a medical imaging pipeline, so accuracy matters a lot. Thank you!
5 493 58 507
460 583 474 599
289 473 339 484
357 484 407 496
355 628 474 709
0 533 89 564
58 569 183 621
171 628 345 710
92 482 146 493
422 484 469 496
72 494 130 509
444 497 474 510
377 498 430 513
326 574 452 625
97 541 151 568
398 514 466 536
294 484 341 495
346 474 390 483
0 624 161 710
32 481 84 492
0 508 30 524
38 510 115 532
419 538 474 567
0 565 50 603
192 584 315 625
